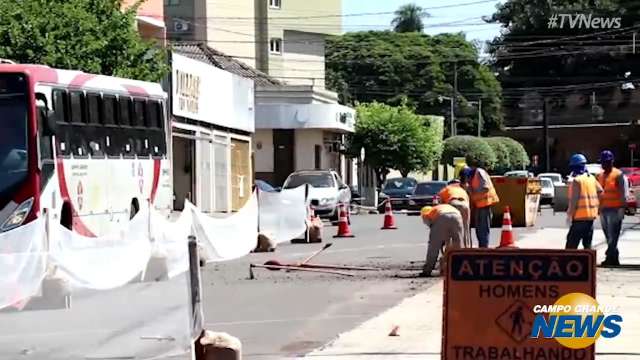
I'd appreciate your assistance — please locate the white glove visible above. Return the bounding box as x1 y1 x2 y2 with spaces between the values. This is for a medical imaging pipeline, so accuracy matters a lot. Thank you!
565 215 572 226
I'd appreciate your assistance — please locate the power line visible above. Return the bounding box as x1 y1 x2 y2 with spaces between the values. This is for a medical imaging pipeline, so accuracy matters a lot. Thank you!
166 0 498 21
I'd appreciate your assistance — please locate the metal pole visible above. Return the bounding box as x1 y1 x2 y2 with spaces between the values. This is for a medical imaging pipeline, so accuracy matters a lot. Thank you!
452 61 457 136
477 99 482 137
188 236 204 339
634 32 636 54
543 99 550 172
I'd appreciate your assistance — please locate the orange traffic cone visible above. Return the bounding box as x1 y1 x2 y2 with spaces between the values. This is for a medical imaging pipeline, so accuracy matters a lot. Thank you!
381 200 397 230
334 203 355 238
498 206 517 248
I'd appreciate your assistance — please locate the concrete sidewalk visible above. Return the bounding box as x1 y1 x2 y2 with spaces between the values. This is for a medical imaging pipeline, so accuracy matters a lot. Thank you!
302 223 640 360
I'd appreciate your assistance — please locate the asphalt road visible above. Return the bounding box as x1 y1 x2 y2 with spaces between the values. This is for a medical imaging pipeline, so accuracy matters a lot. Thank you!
200 210 544 359
200 208 640 359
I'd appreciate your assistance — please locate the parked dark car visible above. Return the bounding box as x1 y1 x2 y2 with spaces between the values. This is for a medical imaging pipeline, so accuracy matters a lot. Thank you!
407 181 448 214
379 177 418 210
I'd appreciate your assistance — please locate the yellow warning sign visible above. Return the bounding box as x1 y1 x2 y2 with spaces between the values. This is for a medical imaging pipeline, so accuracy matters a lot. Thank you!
443 249 596 360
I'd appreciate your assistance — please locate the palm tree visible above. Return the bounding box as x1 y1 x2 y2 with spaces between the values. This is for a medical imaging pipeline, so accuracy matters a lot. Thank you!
391 3 429 33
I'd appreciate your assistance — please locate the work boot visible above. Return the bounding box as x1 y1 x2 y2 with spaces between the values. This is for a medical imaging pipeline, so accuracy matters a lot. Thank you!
600 257 620 267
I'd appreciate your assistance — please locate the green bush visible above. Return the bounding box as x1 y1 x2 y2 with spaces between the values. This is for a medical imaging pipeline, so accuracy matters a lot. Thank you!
485 137 512 173
442 136 497 169
492 137 530 170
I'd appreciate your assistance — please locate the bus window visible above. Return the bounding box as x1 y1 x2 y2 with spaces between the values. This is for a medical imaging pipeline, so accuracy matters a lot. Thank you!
123 137 135 159
145 100 161 128
102 95 117 126
86 93 101 125
71 132 89 158
133 99 145 127
69 91 85 124
52 89 68 123
118 96 132 127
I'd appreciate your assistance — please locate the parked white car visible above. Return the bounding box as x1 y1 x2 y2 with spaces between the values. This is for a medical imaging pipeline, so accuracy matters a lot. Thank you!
282 170 351 221
538 172 564 187
505 170 534 177
539 178 555 205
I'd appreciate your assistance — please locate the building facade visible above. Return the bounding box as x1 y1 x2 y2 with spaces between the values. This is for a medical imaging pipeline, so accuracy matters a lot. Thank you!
169 51 255 212
496 87 640 173
122 0 166 43
254 85 355 186
166 0 355 187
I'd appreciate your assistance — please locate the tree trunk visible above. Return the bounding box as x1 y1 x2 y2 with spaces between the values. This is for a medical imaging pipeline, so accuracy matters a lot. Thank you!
400 169 410 178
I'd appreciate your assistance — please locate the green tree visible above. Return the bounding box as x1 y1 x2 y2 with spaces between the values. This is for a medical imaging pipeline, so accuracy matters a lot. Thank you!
485 137 512 174
326 31 503 135
0 0 168 82
347 102 444 184
442 136 497 169
487 0 635 91
494 137 530 170
392 3 429 33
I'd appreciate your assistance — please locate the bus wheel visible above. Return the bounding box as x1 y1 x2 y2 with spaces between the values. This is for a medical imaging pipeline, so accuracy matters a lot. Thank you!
130 199 140 220
60 202 73 230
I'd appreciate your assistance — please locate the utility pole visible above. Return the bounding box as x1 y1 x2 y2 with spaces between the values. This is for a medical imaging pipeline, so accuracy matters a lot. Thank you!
477 98 482 137
543 99 550 172
452 61 458 136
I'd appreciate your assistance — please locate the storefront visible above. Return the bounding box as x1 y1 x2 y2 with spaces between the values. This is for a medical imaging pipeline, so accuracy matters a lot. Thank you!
170 52 254 212
254 103 356 186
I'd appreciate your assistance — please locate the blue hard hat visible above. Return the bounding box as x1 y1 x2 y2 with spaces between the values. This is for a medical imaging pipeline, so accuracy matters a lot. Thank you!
460 166 473 179
569 153 587 167
600 150 614 163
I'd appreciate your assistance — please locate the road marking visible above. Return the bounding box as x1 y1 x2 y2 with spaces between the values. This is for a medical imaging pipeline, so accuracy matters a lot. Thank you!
206 314 367 327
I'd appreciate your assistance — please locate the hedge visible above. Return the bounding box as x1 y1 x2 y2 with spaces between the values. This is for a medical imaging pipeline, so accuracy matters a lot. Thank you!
485 137 512 173
492 137 530 170
442 136 497 169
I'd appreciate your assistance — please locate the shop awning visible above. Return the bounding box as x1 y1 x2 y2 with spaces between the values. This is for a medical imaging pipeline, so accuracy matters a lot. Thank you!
255 103 355 133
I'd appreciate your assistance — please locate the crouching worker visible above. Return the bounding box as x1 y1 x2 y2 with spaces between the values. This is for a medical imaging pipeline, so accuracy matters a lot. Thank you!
419 205 464 277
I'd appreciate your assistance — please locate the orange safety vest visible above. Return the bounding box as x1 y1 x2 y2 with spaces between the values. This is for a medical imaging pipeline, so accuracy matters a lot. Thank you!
438 184 469 204
469 169 500 208
597 168 625 209
570 174 600 220
425 204 459 222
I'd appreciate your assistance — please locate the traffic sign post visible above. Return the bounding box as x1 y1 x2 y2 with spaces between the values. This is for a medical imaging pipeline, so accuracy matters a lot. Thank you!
442 249 596 360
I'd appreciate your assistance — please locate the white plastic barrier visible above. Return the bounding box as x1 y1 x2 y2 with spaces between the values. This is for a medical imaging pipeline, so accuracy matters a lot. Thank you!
258 185 307 244
49 206 152 290
190 194 259 262
151 207 193 278
0 218 46 310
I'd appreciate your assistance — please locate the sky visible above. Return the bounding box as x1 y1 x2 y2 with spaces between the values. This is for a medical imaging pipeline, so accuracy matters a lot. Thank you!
342 0 504 44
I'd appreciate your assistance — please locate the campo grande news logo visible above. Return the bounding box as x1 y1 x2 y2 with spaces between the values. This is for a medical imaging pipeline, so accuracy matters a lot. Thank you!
530 293 623 349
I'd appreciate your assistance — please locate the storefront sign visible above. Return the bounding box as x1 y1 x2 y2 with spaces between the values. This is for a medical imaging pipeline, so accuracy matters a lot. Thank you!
171 53 254 133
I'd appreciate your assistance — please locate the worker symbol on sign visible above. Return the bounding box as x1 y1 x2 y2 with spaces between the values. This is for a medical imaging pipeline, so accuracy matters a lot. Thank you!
495 300 535 343
510 305 525 338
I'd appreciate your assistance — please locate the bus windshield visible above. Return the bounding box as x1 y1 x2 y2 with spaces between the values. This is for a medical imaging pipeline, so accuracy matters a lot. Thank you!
0 74 28 199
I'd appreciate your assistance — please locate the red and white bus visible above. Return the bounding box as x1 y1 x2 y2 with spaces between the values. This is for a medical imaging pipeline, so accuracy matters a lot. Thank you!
0 63 172 236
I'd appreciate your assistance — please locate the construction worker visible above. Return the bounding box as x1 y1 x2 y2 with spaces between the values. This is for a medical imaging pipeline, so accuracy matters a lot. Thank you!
419 205 464 277
597 150 627 266
460 165 500 248
438 179 471 248
566 153 603 249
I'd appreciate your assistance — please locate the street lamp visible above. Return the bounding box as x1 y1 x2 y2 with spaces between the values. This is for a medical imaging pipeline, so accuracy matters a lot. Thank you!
439 95 455 136
468 99 483 137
